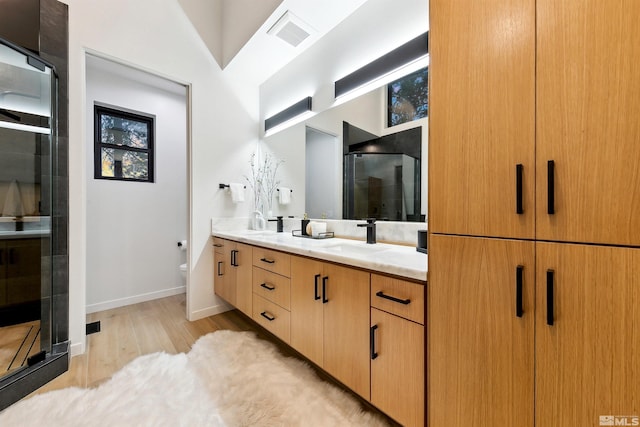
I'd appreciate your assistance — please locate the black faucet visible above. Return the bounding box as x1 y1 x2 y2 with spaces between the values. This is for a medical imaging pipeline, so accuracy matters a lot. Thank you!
357 218 376 244
268 216 284 232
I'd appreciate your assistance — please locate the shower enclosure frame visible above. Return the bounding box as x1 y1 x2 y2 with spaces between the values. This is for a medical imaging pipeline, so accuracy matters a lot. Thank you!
0 36 69 411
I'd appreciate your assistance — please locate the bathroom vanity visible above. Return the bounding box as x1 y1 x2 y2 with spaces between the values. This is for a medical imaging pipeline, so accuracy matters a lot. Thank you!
212 230 426 427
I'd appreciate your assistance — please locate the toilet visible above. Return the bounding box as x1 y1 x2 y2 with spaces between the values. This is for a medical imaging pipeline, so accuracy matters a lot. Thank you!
179 263 187 285
178 240 187 286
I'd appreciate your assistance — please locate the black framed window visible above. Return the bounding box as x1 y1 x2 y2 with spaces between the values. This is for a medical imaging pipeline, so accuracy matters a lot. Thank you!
387 66 428 128
94 105 154 182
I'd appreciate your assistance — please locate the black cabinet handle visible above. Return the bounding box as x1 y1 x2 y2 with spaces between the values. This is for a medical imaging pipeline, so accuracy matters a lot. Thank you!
314 274 321 301
547 160 555 215
516 265 524 317
231 250 238 267
546 270 555 326
260 311 275 321
213 243 223 248
260 257 275 264
370 325 378 360
322 276 329 304
516 164 524 214
217 261 223 276
375 291 410 305
260 283 275 291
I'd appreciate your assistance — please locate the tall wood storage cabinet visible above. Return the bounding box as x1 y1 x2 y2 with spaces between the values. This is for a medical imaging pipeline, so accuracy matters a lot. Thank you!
429 0 640 426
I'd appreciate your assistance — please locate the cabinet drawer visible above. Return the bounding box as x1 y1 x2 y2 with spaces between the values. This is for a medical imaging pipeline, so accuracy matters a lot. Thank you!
212 237 226 254
252 294 290 344
371 274 424 324
253 267 291 310
252 247 291 277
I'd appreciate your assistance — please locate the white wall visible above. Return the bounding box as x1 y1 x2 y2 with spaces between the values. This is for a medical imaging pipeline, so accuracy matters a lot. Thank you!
63 0 260 356
84 58 187 313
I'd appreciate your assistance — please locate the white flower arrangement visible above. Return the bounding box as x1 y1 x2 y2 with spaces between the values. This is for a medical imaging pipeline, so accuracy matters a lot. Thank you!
244 152 284 215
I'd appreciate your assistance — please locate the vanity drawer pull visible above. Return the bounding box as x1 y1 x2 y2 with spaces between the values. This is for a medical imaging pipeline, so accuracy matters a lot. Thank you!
213 243 223 248
516 164 524 214
260 311 275 321
314 274 321 301
322 276 329 304
375 291 410 305
217 261 223 276
260 282 275 291
516 265 524 318
260 257 275 264
546 270 555 326
370 325 378 360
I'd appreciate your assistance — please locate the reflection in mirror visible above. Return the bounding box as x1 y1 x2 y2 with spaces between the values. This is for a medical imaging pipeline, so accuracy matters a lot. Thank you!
343 124 421 221
345 153 419 221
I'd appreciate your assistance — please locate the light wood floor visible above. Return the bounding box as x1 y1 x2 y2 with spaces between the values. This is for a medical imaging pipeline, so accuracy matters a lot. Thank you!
28 294 395 424
0 321 41 376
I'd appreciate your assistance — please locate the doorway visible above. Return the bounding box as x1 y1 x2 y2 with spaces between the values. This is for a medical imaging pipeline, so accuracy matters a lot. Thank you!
305 127 339 219
84 55 189 316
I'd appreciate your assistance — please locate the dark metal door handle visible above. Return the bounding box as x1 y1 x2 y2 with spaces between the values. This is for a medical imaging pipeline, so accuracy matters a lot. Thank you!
260 311 275 321
260 257 275 264
516 265 524 317
516 164 524 214
370 325 378 360
547 270 555 326
375 291 410 305
314 274 321 300
213 243 223 248
322 276 329 304
231 250 238 267
260 283 275 291
547 160 555 215
217 261 223 276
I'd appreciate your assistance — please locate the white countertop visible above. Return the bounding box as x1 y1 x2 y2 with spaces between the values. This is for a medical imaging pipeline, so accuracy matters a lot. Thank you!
212 230 427 282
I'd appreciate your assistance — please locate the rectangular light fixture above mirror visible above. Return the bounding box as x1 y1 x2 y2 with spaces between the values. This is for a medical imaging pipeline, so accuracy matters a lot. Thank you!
334 32 429 101
264 96 313 136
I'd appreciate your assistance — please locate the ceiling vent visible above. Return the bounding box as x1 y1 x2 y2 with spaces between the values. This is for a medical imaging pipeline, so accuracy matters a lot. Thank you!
267 11 313 47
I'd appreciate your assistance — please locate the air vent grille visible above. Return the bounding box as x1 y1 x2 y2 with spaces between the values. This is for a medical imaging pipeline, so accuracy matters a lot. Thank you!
267 11 313 47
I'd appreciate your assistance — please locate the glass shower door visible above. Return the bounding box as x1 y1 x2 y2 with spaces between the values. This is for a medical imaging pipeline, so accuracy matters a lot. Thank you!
0 39 54 379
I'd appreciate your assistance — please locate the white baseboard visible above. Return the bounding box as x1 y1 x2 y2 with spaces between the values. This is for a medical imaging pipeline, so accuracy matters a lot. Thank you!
188 302 232 321
86 286 186 314
70 341 84 357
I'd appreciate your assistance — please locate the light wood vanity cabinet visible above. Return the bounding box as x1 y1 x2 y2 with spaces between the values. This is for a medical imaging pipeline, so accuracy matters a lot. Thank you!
213 238 426 425
213 238 252 315
290 255 370 400
429 0 640 425
370 274 425 427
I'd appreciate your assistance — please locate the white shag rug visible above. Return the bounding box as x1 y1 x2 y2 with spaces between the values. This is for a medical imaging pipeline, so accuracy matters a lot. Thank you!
0 330 388 427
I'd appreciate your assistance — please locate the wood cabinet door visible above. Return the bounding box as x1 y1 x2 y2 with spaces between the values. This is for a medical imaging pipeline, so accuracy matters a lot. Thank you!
536 0 640 246
0 242 7 305
371 308 424 427
5 239 42 304
233 243 253 316
428 234 534 427
429 0 535 239
290 256 324 367
536 243 640 426
213 244 234 305
322 262 370 400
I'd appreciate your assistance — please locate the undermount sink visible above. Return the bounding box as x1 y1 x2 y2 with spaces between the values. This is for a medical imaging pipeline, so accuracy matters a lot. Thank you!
320 242 389 256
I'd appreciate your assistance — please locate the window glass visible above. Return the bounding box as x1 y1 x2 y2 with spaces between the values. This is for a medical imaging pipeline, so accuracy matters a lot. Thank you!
388 66 428 127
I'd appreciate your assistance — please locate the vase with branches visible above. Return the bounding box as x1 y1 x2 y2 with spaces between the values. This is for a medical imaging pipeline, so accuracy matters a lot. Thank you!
244 152 284 217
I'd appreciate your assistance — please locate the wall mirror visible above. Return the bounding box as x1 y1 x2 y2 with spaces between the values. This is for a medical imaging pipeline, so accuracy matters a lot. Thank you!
261 0 428 222
265 76 427 222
